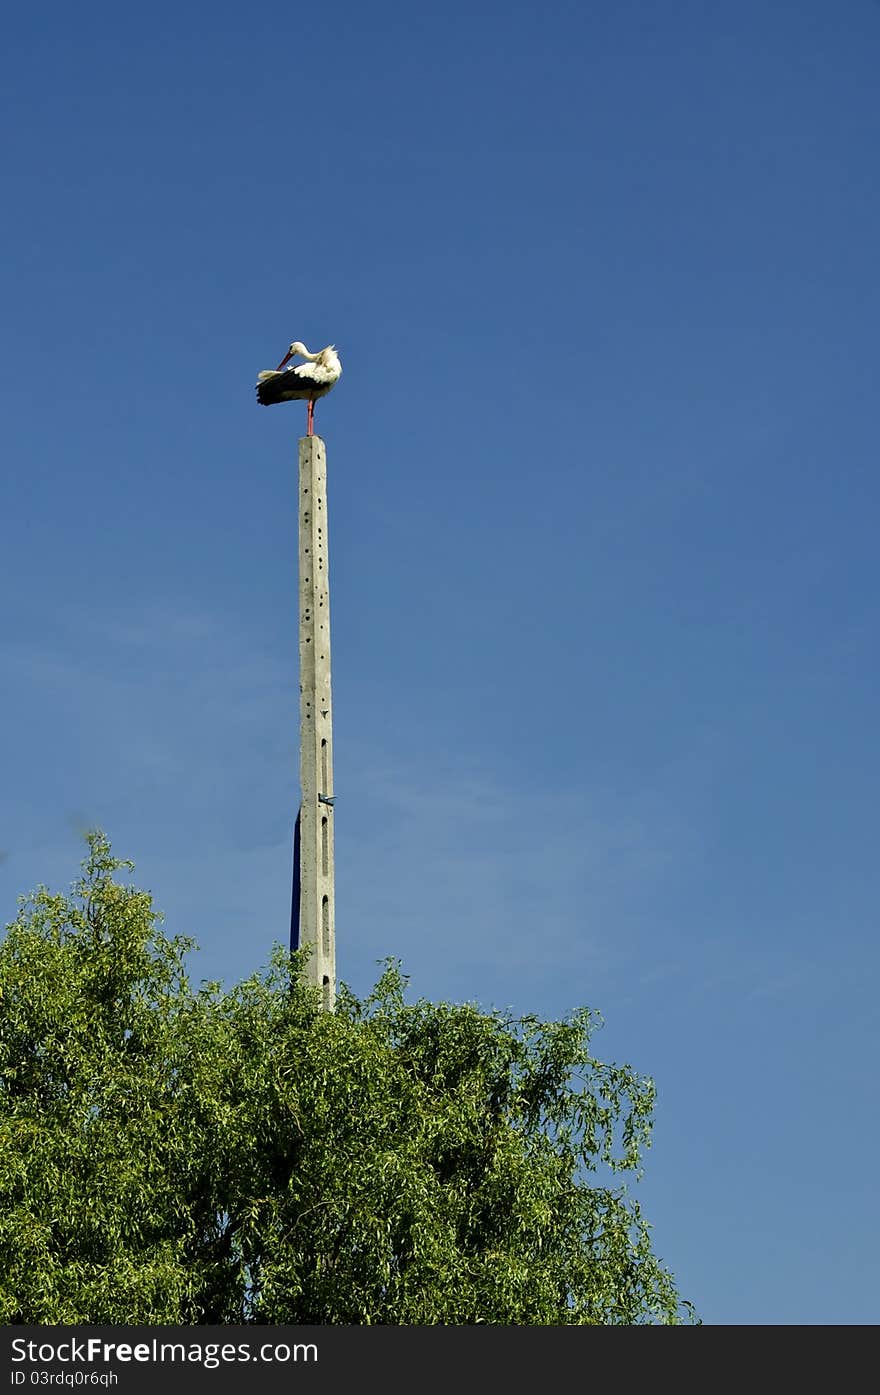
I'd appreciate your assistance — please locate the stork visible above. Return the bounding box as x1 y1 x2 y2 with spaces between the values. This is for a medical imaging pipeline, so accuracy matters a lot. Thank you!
256 341 342 435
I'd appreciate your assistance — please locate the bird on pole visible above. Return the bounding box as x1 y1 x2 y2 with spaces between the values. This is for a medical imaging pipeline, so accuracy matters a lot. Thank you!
256 340 342 435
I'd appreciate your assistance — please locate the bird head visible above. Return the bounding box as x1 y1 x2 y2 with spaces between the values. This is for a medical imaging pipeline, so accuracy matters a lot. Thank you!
275 340 310 369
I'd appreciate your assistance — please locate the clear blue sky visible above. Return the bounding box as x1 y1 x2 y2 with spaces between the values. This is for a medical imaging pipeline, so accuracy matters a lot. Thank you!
3 0 879 1325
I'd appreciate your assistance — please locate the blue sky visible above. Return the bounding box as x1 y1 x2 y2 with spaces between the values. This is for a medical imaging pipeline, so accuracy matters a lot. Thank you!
3 0 879 1324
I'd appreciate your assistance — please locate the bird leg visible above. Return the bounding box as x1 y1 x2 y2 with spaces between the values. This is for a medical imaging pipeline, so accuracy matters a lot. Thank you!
307 400 315 436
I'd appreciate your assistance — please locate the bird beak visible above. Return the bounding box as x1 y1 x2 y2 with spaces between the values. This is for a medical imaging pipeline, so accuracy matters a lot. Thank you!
276 349 293 370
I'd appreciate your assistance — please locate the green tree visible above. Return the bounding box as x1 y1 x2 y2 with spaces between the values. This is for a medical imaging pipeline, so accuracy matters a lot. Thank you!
0 833 695 1324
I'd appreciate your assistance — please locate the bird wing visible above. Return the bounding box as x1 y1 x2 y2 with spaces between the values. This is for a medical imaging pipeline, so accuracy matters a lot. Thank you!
256 366 312 406
256 363 338 406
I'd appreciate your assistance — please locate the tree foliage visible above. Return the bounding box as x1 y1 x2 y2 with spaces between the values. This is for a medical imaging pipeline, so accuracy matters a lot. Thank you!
0 833 695 1324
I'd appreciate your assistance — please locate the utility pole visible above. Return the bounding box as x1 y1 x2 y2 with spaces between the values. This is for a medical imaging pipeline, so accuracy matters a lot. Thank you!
290 433 336 1009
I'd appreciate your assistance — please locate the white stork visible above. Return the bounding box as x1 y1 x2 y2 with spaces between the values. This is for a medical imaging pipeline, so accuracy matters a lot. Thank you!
256 341 342 435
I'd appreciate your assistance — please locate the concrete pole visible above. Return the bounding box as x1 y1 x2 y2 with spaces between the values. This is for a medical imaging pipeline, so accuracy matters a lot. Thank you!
295 433 336 1010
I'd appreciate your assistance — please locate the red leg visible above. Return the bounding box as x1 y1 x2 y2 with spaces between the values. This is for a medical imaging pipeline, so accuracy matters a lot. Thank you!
307 399 314 436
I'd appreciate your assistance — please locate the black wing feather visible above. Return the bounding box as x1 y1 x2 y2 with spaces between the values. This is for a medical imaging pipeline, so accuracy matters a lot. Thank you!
256 368 314 406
